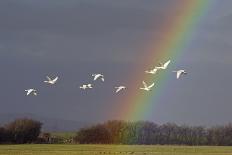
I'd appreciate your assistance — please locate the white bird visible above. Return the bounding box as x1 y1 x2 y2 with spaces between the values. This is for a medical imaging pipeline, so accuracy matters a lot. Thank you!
44 76 59 85
92 74 104 82
80 84 93 90
25 89 38 96
145 68 158 75
115 86 126 93
173 70 187 79
155 60 171 70
140 81 155 91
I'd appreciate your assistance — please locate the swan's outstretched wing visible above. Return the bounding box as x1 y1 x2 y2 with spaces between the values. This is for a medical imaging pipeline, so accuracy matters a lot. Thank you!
46 76 52 81
176 71 182 79
148 83 155 89
163 60 171 69
26 90 31 95
93 75 98 81
142 81 148 88
93 74 102 81
53 76 58 82
115 86 126 93
115 87 121 93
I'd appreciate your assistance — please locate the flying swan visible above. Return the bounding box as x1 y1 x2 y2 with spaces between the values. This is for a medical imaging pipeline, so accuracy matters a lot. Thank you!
145 68 158 75
92 74 104 82
80 84 93 90
140 81 155 91
115 86 126 93
25 89 38 96
44 76 59 85
155 60 171 70
173 70 187 79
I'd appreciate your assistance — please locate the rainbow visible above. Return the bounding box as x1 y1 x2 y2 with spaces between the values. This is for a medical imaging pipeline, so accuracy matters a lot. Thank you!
112 0 214 121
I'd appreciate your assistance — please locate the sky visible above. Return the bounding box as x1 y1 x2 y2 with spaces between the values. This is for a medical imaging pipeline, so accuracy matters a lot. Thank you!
0 0 232 126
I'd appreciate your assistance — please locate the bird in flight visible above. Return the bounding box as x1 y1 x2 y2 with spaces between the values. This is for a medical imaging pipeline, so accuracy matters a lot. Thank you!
92 74 104 82
140 81 155 91
80 84 93 90
173 70 187 79
25 89 38 96
115 86 126 93
155 60 171 70
44 76 59 85
145 68 158 75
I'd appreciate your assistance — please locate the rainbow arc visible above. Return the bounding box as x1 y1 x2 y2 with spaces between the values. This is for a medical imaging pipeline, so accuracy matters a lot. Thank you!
112 0 214 121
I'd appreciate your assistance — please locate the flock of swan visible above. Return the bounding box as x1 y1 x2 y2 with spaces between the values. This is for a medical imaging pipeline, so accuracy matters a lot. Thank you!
25 60 187 96
142 60 187 91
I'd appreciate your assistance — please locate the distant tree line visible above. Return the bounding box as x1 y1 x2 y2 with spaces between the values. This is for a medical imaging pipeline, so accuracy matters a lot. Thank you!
0 118 42 144
74 120 232 146
1 119 232 146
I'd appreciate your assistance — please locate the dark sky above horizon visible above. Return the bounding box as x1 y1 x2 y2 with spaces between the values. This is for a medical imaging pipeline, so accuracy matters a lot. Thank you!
0 0 232 125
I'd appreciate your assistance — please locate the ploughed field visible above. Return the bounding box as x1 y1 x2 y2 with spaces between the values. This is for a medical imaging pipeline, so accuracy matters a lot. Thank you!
0 144 232 155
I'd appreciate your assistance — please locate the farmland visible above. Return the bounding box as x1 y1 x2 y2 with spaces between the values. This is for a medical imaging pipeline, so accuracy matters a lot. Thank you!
0 145 232 155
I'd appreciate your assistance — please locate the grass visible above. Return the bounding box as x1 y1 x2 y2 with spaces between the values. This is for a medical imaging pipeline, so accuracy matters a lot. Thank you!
50 131 76 139
0 144 232 155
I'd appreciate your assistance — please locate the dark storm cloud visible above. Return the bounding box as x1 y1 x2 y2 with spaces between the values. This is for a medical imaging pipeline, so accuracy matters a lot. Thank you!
0 0 175 62
0 0 231 125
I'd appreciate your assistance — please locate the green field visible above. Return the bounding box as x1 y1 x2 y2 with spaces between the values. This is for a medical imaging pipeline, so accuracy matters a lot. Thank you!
51 131 76 139
0 145 232 155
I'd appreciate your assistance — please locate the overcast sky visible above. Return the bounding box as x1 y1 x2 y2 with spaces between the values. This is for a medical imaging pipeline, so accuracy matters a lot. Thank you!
0 0 232 126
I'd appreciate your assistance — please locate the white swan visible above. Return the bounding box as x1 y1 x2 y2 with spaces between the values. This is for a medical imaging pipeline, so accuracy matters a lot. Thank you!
173 70 187 79
25 89 37 96
140 81 155 91
145 68 158 75
92 74 104 82
80 84 93 90
115 86 126 93
155 60 171 70
44 76 58 85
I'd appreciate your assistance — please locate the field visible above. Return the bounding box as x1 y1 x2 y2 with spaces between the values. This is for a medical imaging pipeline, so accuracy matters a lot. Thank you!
0 145 232 155
51 131 76 139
